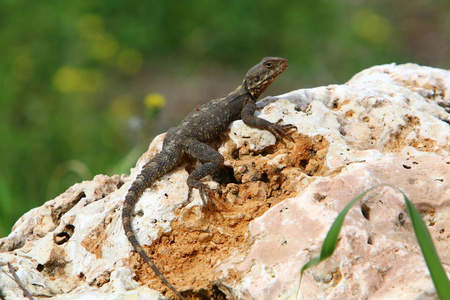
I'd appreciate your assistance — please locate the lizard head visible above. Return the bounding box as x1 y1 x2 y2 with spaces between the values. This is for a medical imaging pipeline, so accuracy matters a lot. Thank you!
244 57 288 100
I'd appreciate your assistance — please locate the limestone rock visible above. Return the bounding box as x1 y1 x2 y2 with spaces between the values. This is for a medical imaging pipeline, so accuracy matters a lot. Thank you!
1 63 449 300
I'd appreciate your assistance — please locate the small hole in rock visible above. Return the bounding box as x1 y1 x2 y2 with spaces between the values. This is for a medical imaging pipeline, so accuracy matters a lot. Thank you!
65 224 75 235
299 159 308 169
212 165 237 184
260 173 269 183
313 193 327 202
54 224 75 245
36 264 44 272
361 203 370 220
54 232 71 245
398 213 405 226
332 98 340 109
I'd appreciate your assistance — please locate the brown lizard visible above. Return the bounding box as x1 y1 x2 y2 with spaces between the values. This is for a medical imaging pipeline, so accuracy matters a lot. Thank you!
122 57 295 299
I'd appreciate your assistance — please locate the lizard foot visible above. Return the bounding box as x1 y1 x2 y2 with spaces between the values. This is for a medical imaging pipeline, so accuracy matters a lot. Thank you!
186 179 219 213
268 120 297 142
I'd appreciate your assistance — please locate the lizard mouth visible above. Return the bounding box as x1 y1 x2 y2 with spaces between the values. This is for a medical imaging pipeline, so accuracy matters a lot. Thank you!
279 59 289 74
278 58 289 72
267 58 288 80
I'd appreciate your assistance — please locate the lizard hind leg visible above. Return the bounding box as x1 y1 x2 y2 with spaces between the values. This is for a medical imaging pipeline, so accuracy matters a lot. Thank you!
183 139 225 212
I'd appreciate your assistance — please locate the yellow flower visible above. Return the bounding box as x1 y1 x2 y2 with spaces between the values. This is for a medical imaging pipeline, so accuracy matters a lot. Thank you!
144 93 166 109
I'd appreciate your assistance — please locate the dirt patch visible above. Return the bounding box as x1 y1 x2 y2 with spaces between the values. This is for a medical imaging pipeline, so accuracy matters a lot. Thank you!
128 133 329 299
81 213 115 259
384 114 443 152
394 77 447 102
42 246 69 279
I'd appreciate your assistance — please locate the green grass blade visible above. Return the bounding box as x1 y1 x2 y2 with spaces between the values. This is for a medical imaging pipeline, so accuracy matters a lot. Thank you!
403 195 450 299
297 185 450 300
300 185 380 276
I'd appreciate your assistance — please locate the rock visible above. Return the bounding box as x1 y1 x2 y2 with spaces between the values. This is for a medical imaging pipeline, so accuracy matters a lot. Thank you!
1 63 449 300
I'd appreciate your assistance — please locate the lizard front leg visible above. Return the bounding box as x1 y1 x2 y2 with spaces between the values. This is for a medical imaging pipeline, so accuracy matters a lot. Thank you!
241 102 296 141
183 138 224 210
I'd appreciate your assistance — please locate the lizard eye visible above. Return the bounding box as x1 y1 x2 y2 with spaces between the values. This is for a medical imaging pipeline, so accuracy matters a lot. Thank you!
264 61 273 68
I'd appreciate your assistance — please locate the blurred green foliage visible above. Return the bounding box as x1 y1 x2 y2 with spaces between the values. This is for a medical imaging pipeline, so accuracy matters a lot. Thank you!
0 1 449 236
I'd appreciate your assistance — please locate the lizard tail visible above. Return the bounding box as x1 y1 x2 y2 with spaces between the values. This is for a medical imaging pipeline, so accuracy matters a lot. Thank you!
122 151 186 300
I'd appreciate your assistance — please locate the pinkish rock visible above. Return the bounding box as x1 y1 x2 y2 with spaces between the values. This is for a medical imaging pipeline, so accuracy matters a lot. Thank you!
0 63 449 300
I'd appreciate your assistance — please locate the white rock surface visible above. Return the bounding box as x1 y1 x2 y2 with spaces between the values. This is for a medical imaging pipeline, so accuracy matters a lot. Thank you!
1 63 449 300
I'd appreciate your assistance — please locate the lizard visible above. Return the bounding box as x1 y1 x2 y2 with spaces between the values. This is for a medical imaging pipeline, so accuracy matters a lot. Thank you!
122 57 296 300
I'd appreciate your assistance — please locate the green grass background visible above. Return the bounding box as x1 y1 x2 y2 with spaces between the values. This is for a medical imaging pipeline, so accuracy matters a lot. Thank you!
1 1 449 236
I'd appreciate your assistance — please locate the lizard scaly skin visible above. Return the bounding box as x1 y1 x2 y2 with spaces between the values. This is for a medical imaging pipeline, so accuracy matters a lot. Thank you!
122 57 295 299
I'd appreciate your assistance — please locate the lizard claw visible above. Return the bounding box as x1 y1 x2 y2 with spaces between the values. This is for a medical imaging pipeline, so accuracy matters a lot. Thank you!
268 120 297 142
185 179 219 213
199 185 219 213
